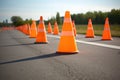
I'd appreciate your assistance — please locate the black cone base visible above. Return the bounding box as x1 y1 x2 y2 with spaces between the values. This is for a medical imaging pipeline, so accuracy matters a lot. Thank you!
56 51 78 55
34 42 48 44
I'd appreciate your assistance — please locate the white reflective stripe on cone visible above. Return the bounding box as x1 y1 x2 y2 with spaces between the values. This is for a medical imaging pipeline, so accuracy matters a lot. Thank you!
39 21 44 23
104 28 110 30
105 20 109 25
88 27 93 30
64 18 72 23
38 28 45 32
61 31 74 36
88 21 92 25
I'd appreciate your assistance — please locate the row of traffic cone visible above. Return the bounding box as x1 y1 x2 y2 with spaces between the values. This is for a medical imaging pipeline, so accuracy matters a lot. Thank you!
16 11 78 54
16 24 30 36
1 26 15 31
47 21 59 35
35 11 78 54
85 18 112 40
47 20 77 36
16 11 112 54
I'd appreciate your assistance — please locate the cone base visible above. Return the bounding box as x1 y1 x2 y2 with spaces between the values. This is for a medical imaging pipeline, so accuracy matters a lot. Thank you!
53 33 59 35
29 37 36 38
56 51 78 54
48 32 53 34
85 36 95 38
34 42 48 44
101 38 113 41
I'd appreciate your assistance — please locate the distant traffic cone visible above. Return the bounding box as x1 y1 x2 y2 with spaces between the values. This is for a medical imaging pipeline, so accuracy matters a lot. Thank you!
47 22 53 34
20 25 24 33
22 24 26 34
56 11 79 54
23 24 29 35
26 24 29 35
34 16 48 44
85 19 95 38
53 21 59 35
27 24 31 35
29 20 37 38
102 17 112 40
72 20 77 36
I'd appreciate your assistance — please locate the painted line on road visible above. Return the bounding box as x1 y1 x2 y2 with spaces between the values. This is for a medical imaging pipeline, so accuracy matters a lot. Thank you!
47 35 120 50
76 40 120 50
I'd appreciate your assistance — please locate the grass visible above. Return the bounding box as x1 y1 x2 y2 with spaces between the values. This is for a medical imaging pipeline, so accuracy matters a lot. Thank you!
76 24 120 37
46 24 120 37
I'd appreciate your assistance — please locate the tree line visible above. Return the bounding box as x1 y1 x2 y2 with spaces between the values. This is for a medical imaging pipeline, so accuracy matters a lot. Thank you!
11 16 32 27
71 9 120 24
1 8 119 27
45 9 120 25
9 8 120 26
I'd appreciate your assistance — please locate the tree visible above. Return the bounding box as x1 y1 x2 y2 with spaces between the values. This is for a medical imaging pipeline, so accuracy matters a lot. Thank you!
56 12 61 24
108 9 120 24
48 16 56 25
24 18 32 25
46 9 120 25
11 16 24 27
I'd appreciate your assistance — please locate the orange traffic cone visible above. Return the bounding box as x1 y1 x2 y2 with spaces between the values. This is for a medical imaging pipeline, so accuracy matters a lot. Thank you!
53 21 59 35
72 20 77 36
85 19 95 38
23 24 29 35
47 22 53 34
20 25 24 33
102 17 112 40
34 16 48 44
27 24 31 35
29 20 37 38
56 11 79 54
26 24 29 35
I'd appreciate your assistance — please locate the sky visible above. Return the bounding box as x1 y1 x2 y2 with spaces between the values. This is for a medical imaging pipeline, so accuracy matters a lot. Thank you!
0 0 120 22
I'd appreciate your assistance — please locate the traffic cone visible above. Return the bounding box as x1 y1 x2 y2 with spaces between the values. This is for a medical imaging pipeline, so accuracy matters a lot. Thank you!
85 19 95 38
22 24 25 34
23 24 29 35
26 24 29 35
102 17 112 40
34 16 48 44
29 20 37 38
27 24 31 35
47 22 53 34
56 11 79 54
72 20 77 36
53 21 59 35
20 25 24 33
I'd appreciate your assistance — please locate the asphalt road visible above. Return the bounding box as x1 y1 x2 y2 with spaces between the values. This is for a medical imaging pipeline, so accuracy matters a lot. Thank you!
0 30 120 80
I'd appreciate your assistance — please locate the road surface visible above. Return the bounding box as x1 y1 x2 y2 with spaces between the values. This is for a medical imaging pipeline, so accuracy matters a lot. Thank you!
0 30 120 80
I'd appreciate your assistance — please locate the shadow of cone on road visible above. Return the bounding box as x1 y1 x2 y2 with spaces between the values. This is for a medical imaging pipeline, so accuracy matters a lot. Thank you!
29 20 37 38
85 19 95 38
102 17 112 40
0 53 61 65
34 16 48 44
56 11 79 54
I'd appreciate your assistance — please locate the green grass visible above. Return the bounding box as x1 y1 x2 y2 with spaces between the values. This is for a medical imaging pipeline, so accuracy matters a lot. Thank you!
76 24 120 37
52 24 120 37
76 25 104 36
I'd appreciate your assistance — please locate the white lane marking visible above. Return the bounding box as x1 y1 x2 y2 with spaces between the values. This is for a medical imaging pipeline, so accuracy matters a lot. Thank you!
47 35 120 50
76 40 120 50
